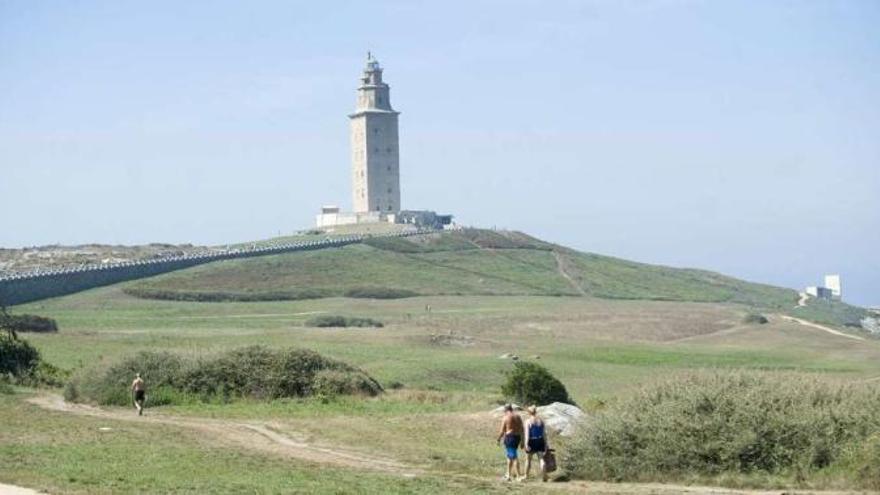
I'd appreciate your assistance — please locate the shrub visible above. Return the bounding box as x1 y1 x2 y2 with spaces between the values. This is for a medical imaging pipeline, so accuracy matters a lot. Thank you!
343 287 419 299
123 287 331 302
180 346 382 400
5 314 59 333
0 376 14 395
743 313 769 324
69 346 382 406
501 361 572 406
564 371 880 489
67 351 186 406
0 335 40 377
0 335 65 386
305 315 383 328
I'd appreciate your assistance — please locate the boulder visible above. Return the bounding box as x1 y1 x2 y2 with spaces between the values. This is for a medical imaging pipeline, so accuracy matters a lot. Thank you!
537 402 585 437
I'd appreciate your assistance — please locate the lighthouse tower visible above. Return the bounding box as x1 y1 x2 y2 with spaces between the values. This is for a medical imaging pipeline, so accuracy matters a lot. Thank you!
350 53 401 214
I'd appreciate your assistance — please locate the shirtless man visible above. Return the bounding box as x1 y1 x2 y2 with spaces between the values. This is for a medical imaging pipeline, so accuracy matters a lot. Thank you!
131 373 146 416
496 404 525 481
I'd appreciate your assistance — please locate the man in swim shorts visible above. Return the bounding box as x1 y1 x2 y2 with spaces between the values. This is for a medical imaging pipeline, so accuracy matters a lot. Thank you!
496 404 524 481
131 373 146 416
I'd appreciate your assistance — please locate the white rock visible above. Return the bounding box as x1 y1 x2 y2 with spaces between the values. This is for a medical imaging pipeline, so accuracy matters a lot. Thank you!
490 401 584 437
537 402 585 437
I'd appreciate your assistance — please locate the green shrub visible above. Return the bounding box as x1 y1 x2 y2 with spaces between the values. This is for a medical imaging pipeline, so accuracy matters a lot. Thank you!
564 372 880 488
0 335 40 376
743 313 769 324
67 351 186 406
122 287 331 302
305 315 383 328
4 314 59 333
501 361 572 406
343 287 419 299
0 376 14 395
69 346 382 406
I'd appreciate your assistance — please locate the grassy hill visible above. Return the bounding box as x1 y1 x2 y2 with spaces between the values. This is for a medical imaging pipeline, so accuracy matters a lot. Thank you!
6 228 878 493
126 228 798 309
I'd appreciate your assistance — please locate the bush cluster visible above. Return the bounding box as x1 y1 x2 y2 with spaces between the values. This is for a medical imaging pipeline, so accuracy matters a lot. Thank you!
0 335 65 386
3 314 59 333
501 361 572 406
0 336 40 376
123 287 330 302
564 372 880 488
305 315 383 328
742 313 769 324
66 346 383 406
343 287 419 299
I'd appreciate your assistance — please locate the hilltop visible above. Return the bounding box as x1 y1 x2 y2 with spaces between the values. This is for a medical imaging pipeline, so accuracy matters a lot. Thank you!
121 228 867 329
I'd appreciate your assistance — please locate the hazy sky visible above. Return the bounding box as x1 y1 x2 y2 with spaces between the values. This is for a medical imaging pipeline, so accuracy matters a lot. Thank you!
1 1 878 305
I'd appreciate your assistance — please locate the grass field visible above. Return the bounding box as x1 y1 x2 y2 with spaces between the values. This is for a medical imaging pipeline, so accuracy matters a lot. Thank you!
2 228 878 493
4 280 880 493
127 230 786 301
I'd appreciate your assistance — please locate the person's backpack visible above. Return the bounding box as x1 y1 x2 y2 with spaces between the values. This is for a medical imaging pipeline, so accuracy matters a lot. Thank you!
541 449 557 473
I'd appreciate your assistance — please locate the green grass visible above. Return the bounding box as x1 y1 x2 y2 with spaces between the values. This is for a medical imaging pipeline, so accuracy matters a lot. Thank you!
7 286 880 492
563 250 797 308
125 229 799 308
565 371 880 489
0 391 504 494
112 227 872 330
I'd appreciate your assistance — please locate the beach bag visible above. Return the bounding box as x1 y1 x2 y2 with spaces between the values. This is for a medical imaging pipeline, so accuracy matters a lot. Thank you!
541 449 557 473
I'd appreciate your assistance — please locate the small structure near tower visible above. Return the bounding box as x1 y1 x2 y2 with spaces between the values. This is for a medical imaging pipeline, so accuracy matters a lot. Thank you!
824 274 842 301
802 274 843 302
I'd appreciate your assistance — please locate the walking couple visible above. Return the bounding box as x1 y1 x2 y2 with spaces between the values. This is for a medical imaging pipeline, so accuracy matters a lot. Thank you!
496 404 552 482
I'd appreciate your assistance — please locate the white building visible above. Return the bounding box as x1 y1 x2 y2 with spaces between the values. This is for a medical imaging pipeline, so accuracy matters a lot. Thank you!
803 274 843 302
805 286 834 300
824 274 842 300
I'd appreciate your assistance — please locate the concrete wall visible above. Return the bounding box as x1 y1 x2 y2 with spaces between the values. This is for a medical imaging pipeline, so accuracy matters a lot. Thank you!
0 230 427 307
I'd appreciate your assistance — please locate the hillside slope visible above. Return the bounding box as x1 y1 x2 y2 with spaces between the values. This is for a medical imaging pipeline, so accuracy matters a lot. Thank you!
126 229 800 309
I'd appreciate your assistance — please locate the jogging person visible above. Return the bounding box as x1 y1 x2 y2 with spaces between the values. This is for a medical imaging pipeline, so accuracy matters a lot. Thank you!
131 373 146 416
496 404 524 481
524 405 550 481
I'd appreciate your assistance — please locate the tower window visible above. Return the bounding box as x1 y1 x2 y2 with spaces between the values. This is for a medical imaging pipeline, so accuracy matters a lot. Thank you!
387 187 392 193
387 165 391 171
373 147 378 153
387 205 393 211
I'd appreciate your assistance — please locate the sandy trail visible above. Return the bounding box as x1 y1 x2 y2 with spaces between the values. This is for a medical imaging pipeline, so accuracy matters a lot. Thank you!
553 251 587 296
0 483 45 495
779 315 865 341
27 394 420 477
25 395 866 494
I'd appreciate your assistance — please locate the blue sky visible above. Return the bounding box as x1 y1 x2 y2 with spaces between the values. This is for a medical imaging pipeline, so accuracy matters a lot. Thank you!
1 1 878 305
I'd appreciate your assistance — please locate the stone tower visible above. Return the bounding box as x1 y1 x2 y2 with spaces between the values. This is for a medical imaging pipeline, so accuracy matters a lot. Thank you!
350 53 401 214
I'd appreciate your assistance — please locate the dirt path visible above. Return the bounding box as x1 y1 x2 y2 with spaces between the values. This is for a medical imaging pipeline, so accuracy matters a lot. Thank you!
27 394 420 477
26 395 866 494
553 251 587 296
0 483 45 495
779 315 865 341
